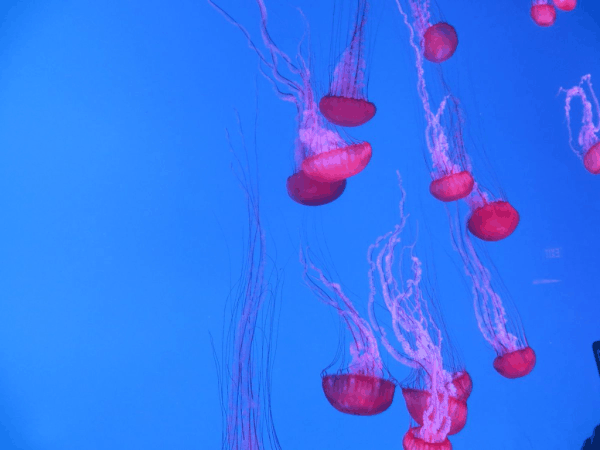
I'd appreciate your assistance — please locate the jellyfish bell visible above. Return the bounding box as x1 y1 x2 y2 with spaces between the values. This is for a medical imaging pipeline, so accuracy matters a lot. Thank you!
530 2 557 27
422 22 458 64
320 0 376 127
553 0 576 11
319 95 376 127
301 142 372 182
467 200 520 241
403 427 452 450
583 142 600 174
286 170 347 206
322 372 396 416
449 371 472 401
402 387 468 435
429 171 474 202
493 346 536 379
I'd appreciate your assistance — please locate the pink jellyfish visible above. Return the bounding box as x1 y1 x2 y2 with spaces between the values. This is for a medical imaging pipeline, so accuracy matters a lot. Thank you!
560 74 600 175
449 208 536 379
465 187 520 242
394 0 474 202
368 173 471 449
209 0 372 205
220 121 282 449
396 0 458 64
531 0 557 27
553 0 576 11
320 0 376 127
301 249 396 416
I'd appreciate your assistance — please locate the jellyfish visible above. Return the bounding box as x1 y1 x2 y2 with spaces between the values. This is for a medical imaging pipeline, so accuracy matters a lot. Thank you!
449 206 536 379
553 0 576 11
319 0 376 127
394 0 473 202
531 0 557 27
396 0 458 64
368 173 470 449
209 0 372 206
219 119 282 450
464 186 520 242
559 74 600 175
301 249 395 416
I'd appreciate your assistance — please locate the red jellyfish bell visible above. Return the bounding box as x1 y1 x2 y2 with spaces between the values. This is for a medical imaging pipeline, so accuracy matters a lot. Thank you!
429 171 474 202
286 170 347 206
402 387 468 435
403 427 452 450
301 142 372 183
531 2 557 27
493 347 537 379
583 142 600 175
467 200 520 241
319 96 376 128
423 22 458 64
553 0 576 11
322 373 396 416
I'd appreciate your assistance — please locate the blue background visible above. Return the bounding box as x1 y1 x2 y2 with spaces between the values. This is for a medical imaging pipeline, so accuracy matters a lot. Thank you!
0 0 599 448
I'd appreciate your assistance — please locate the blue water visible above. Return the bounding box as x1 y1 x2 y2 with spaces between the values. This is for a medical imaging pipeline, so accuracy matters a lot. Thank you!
0 0 598 448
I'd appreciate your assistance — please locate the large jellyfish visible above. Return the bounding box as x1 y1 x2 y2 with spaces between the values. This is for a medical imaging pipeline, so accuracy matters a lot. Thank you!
449 207 536 379
531 0 557 27
319 0 376 127
368 173 471 450
394 0 473 203
301 249 396 416
209 0 372 206
560 74 600 175
219 120 282 450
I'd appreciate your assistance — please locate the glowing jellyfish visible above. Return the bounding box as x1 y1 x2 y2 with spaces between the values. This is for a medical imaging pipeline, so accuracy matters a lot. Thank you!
209 0 372 205
220 123 282 450
531 0 557 27
394 1 473 202
553 0 576 11
465 188 519 241
320 0 376 127
449 210 535 379
368 173 470 449
301 249 396 416
423 22 458 64
560 74 600 175
395 0 458 64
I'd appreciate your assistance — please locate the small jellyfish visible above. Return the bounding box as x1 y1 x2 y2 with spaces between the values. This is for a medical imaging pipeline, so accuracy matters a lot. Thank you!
465 188 519 242
560 74 600 175
422 22 458 64
301 248 396 416
553 0 577 11
320 0 377 127
531 0 557 27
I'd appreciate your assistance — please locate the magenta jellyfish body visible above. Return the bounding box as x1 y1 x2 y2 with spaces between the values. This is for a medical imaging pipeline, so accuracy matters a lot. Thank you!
553 0 576 11
560 74 600 175
394 1 473 202
466 192 520 242
422 22 458 64
209 0 372 204
449 208 535 379
301 249 395 416
320 0 376 127
368 174 471 448
531 0 557 27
